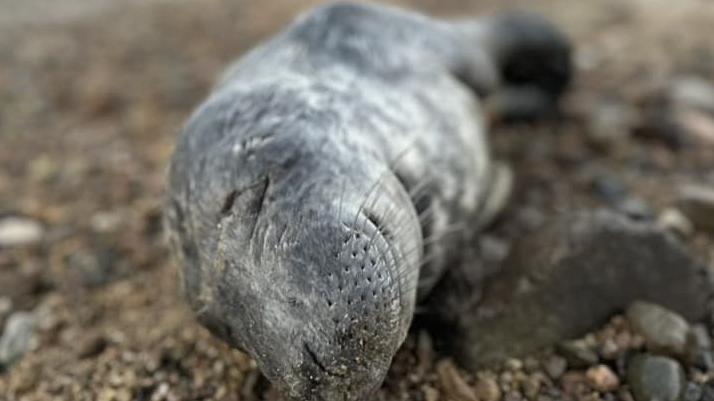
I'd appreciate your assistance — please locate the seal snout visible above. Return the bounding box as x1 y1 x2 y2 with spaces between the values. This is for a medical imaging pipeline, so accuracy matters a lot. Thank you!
277 204 420 401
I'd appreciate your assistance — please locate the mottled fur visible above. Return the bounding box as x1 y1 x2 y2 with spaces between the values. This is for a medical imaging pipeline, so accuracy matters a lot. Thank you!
164 2 570 400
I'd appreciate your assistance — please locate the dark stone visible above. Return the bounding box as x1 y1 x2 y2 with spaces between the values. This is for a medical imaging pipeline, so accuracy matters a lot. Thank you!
557 340 599 369
686 325 714 371
701 380 714 401
684 382 703 401
452 210 711 369
628 354 685 401
617 197 654 221
592 173 628 203
542 355 567 379
677 184 714 231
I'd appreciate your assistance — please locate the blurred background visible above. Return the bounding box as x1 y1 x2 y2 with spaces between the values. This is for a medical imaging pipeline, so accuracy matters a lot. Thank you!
0 0 713 400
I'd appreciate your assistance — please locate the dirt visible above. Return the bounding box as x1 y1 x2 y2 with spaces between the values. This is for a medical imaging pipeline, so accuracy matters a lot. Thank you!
0 0 713 400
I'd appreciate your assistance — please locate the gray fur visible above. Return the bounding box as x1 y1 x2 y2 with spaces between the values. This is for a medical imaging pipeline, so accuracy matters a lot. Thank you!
164 2 570 400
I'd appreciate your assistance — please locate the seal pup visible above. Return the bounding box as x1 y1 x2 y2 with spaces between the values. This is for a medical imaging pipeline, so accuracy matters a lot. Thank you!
164 2 570 400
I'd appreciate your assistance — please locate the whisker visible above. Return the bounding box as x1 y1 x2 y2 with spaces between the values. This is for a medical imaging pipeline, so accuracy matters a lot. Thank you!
338 179 347 226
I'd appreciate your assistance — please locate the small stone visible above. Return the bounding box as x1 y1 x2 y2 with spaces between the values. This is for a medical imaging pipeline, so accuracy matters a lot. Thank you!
503 390 523 401
558 340 600 369
587 98 633 147
0 311 37 368
586 365 620 392
686 325 714 371
90 210 126 234
423 385 440 401
76 334 108 359
677 184 714 231
591 173 628 204
701 380 714 401
505 358 524 371
561 371 590 396
658 208 694 237
599 338 620 360
670 76 714 115
475 373 501 401
500 371 515 386
626 301 689 358
436 359 478 401
683 382 703 401
628 354 685 401
675 109 714 146
522 374 542 400
542 355 567 379
0 217 44 248
617 197 654 221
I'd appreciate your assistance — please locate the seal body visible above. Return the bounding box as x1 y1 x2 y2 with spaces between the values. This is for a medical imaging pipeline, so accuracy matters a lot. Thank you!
164 2 570 400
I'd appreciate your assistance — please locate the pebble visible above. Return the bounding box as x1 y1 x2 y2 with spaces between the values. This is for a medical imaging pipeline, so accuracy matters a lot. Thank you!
436 359 478 401
670 76 714 115
599 338 620 360
76 334 109 359
0 311 37 369
561 371 590 396
626 301 689 358
474 373 501 401
628 354 685 401
90 210 126 234
558 340 600 369
677 184 714 231
658 208 695 237
542 355 567 380
0 217 44 248
503 390 523 401
686 325 714 371
617 196 654 221
701 380 714 401
586 365 620 392
591 172 628 204
587 98 633 147
675 108 714 146
684 382 703 401
423 385 440 401
521 374 543 400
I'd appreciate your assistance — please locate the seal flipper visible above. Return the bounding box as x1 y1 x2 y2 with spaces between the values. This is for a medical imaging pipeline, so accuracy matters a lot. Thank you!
475 161 513 229
454 11 572 120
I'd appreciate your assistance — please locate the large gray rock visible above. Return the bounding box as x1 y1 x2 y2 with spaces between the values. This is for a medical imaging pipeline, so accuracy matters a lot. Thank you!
453 210 711 369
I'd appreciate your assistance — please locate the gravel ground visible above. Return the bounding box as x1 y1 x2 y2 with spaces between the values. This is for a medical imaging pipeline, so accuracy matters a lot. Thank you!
0 0 713 400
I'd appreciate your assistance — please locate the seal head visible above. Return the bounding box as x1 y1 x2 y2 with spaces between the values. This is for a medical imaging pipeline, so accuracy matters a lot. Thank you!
165 106 422 399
